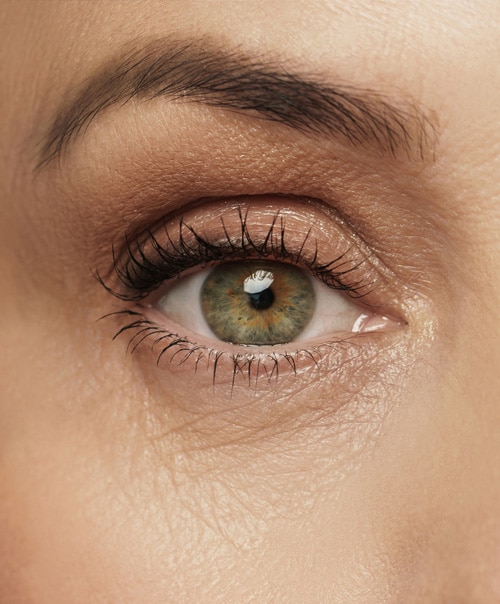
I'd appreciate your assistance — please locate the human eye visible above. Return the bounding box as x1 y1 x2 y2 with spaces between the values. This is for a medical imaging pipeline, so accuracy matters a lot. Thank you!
99 198 404 390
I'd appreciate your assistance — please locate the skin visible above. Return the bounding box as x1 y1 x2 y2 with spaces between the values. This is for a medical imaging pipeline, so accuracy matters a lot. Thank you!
0 0 499 602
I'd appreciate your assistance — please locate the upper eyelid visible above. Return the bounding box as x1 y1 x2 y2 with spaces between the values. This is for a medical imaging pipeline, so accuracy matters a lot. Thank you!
100 206 375 304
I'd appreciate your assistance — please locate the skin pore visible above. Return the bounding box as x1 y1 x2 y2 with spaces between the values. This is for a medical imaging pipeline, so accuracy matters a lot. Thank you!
0 0 499 602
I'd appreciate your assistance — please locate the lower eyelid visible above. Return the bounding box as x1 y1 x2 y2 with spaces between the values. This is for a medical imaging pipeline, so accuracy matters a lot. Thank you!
104 304 403 397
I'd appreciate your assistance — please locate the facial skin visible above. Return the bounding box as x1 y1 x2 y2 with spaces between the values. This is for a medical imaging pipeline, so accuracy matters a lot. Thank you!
0 0 499 601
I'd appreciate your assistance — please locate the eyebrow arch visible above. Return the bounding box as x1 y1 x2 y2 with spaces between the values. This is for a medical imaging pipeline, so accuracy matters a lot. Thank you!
37 37 436 169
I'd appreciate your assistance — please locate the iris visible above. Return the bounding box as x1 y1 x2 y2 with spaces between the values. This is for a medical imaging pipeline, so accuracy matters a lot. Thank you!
201 262 315 345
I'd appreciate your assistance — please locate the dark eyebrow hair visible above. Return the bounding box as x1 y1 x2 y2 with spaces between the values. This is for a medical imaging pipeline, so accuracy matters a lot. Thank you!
37 37 436 168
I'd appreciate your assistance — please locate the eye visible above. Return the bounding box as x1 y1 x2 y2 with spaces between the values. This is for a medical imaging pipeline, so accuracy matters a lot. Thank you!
100 200 404 386
158 260 372 346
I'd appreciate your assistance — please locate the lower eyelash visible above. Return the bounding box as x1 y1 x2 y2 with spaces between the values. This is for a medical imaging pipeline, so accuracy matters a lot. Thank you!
101 308 356 389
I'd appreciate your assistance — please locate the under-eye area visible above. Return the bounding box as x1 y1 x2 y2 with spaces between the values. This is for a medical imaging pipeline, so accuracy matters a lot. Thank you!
98 200 406 388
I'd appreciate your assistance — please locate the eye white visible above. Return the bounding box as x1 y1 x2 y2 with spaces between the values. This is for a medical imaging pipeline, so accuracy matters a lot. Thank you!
158 265 375 344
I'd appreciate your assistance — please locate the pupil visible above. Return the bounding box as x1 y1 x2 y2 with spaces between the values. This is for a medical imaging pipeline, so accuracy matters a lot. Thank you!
248 287 274 310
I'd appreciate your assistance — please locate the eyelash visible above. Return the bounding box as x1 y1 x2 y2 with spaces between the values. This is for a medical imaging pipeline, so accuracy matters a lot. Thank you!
98 208 375 386
104 209 369 301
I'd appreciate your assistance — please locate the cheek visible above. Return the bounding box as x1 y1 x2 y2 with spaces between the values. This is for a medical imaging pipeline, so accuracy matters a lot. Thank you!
0 306 167 599
0 389 185 601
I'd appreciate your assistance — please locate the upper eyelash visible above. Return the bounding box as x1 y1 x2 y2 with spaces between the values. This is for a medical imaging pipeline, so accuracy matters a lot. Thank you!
98 208 370 302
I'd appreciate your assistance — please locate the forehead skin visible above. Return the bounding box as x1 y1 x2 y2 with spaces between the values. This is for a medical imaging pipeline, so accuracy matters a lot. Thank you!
0 1 500 602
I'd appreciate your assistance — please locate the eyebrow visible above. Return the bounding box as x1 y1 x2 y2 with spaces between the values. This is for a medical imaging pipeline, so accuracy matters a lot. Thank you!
37 37 435 168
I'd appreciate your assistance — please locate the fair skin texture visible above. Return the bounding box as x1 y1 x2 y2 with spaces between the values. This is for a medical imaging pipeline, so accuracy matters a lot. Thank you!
0 0 499 601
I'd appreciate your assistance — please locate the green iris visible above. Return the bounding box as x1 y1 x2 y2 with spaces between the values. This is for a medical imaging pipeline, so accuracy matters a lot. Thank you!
201 261 315 345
